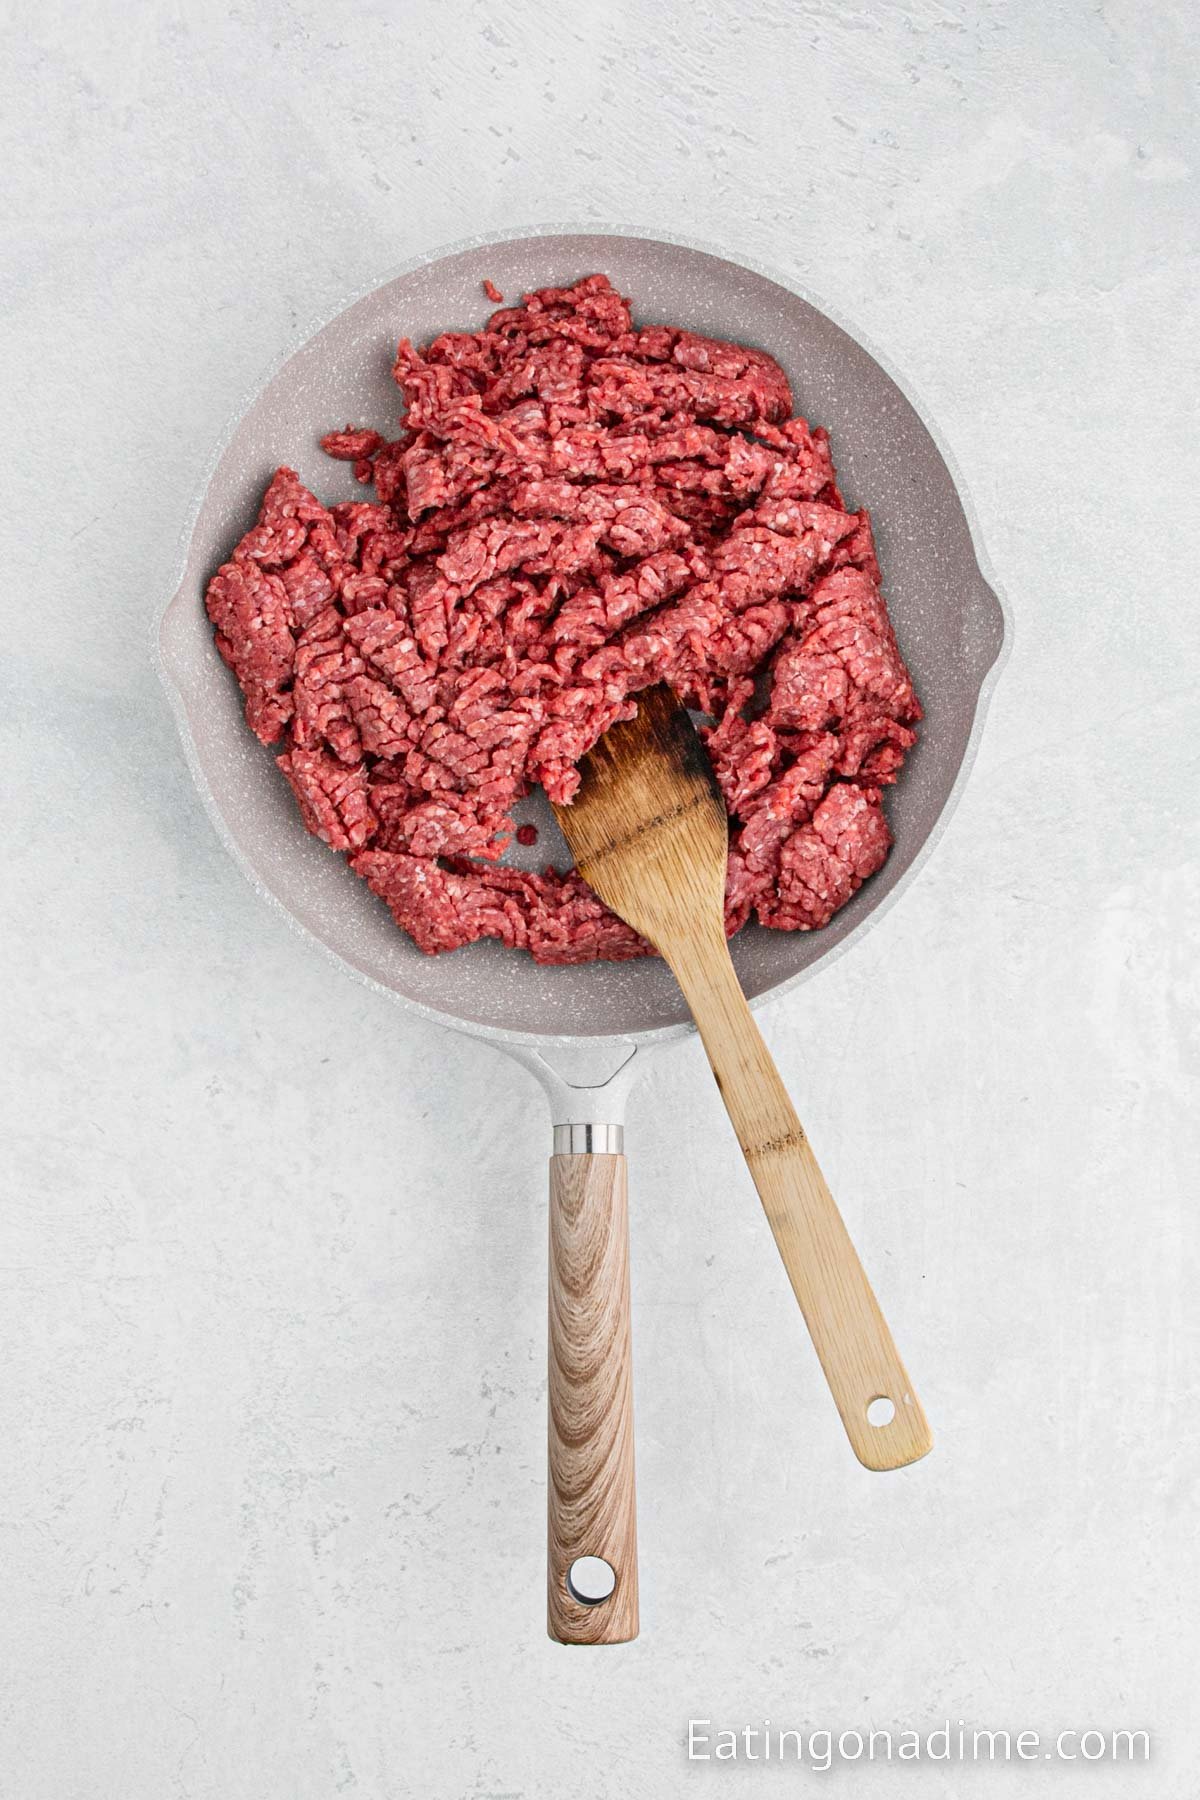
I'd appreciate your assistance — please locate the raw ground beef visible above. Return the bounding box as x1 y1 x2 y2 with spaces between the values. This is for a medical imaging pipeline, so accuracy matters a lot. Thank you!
207 274 921 964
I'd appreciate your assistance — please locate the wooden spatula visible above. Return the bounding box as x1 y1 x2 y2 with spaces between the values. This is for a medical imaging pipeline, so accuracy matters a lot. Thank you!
553 684 932 1472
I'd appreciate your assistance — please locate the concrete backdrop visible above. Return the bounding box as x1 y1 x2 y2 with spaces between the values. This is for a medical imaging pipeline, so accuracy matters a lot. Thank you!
2 1 1196 1794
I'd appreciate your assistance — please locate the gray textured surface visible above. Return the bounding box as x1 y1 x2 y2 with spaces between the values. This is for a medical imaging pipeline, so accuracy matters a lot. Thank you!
2 3 1197 1797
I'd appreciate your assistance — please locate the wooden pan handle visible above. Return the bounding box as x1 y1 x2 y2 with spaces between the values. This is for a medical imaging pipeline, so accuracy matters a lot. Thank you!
667 929 932 1472
547 1153 639 1643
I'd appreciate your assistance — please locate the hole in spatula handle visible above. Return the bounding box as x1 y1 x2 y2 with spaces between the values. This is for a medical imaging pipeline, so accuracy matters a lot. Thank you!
567 1556 617 1606
866 1396 897 1428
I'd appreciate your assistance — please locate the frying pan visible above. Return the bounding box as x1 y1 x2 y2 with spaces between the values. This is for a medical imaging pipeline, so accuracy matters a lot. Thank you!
157 227 1008 1644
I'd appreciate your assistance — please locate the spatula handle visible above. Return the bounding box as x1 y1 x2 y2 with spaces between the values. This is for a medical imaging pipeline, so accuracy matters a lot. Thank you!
668 931 932 1471
547 1150 639 1643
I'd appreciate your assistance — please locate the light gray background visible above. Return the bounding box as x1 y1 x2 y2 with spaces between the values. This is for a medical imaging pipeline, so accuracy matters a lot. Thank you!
2 2 1196 1796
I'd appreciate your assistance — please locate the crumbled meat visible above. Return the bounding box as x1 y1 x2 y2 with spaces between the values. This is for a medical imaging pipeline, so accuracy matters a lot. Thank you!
277 746 376 852
207 275 920 961
321 426 386 462
207 558 296 744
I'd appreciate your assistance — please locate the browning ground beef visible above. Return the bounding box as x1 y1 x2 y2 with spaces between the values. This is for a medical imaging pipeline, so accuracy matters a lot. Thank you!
206 274 920 963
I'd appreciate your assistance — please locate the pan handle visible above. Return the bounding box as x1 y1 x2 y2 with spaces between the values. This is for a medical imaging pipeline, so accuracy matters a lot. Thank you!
546 1125 639 1644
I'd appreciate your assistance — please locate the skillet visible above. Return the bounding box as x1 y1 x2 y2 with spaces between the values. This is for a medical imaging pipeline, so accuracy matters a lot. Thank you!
157 227 1009 1641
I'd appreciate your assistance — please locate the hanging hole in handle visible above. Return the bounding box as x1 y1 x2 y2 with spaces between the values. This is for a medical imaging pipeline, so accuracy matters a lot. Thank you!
866 1396 897 1428
566 1556 616 1606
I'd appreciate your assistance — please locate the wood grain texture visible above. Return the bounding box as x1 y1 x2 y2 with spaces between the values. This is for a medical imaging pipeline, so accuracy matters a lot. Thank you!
547 1153 639 1643
554 687 932 1472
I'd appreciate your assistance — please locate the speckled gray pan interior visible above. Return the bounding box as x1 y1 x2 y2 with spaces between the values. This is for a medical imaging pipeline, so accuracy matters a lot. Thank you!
158 228 1008 1046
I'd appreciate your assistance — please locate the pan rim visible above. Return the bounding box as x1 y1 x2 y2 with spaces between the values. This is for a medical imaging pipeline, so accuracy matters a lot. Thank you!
155 222 1012 1050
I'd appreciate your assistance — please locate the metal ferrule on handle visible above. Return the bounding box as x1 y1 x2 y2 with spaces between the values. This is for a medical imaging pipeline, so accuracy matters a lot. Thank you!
552 1123 625 1154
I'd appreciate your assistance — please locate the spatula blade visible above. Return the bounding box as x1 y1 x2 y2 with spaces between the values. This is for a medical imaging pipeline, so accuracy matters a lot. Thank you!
552 685 728 945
